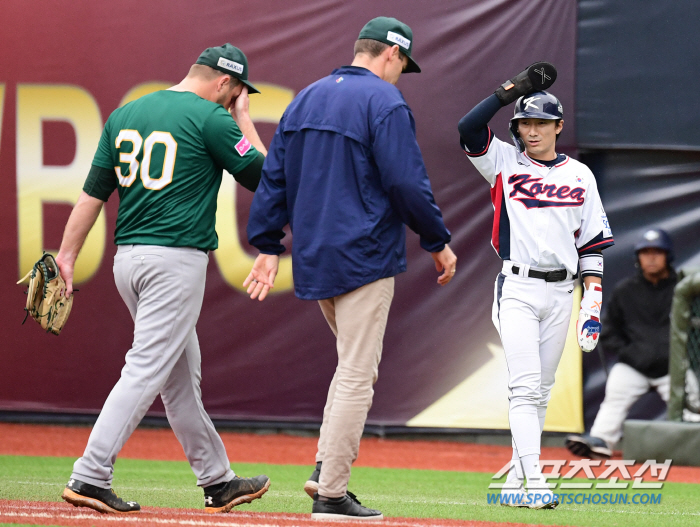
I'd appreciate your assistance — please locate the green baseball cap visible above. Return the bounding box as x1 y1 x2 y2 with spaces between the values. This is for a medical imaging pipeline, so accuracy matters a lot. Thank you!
358 16 421 73
196 43 260 94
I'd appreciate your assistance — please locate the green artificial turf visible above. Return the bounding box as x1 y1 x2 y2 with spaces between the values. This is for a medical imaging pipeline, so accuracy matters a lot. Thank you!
1 455 699 526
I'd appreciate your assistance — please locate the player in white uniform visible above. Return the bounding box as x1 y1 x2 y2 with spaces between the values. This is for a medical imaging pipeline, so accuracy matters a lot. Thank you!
457 63 614 509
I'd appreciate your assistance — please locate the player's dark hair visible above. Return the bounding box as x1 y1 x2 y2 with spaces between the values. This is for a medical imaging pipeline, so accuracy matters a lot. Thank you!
555 119 562 141
354 39 390 58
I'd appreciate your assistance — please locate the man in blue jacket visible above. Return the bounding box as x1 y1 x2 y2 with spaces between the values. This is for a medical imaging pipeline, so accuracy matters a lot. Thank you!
245 16 456 521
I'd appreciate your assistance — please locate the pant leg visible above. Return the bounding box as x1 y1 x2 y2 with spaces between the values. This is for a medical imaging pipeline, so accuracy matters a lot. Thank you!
316 277 394 498
315 298 338 464
315 372 339 463
537 279 575 424
651 374 671 402
507 279 573 476
590 362 651 446
496 275 543 458
160 329 234 487
71 245 209 487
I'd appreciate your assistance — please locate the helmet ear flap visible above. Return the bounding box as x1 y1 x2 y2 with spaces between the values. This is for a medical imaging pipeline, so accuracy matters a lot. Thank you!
510 120 524 152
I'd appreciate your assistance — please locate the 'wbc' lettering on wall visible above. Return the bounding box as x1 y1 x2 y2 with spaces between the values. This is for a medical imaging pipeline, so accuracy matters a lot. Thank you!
9 82 295 293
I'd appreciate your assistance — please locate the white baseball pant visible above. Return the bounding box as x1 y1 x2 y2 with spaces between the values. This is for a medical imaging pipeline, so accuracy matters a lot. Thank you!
590 361 670 447
493 262 575 468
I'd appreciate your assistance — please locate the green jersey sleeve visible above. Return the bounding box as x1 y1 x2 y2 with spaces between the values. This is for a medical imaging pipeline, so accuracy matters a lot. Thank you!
202 107 259 176
92 114 115 170
83 165 118 202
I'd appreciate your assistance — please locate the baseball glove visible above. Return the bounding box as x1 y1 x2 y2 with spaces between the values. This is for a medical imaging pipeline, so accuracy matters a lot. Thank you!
17 253 73 335
494 61 557 106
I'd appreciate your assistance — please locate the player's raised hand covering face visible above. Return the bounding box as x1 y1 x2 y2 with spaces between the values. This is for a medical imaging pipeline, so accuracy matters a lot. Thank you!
217 77 243 111
229 85 249 120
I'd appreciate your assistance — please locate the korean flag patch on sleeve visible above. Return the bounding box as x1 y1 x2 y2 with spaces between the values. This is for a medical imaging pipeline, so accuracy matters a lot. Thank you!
601 211 612 238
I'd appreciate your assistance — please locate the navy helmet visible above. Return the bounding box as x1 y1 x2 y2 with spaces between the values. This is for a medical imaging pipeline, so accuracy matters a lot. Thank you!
634 228 674 263
509 91 563 152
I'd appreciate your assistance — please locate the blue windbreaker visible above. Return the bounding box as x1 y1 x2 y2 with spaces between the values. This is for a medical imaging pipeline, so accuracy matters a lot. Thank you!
247 66 451 300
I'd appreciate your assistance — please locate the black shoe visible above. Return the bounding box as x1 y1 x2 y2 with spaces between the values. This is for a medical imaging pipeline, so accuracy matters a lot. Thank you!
311 491 383 521
587 436 613 459
203 475 270 513
61 478 140 514
566 434 612 459
566 434 592 457
304 461 322 498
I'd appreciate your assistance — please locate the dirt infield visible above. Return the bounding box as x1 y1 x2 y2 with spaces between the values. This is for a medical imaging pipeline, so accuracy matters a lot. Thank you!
1 423 699 483
0 500 550 527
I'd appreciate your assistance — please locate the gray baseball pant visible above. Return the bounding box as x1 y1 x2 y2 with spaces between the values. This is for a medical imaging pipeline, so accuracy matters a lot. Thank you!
71 244 234 488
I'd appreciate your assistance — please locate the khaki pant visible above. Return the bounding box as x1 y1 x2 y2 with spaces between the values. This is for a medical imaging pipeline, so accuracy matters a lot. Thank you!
315 277 395 497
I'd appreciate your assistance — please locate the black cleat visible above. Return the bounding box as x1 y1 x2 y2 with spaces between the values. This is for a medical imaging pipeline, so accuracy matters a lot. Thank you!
61 478 140 514
587 436 613 459
566 434 612 459
311 491 383 521
304 461 321 498
203 475 270 513
566 434 593 457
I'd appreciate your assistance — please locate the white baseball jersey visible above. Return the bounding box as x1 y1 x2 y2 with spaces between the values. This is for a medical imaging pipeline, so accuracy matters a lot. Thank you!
464 131 614 274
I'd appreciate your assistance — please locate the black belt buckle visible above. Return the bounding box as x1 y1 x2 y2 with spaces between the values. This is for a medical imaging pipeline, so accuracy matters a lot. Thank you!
544 269 567 282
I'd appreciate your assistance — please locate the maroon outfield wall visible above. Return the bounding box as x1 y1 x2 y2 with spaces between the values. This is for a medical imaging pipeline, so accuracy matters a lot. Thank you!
0 0 576 426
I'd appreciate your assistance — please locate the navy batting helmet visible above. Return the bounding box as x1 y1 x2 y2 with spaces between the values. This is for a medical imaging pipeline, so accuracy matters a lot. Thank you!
634 228 674 263
509 91 563 152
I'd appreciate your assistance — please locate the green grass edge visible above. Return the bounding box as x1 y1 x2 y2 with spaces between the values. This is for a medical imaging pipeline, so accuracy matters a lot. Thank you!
1 455 699 527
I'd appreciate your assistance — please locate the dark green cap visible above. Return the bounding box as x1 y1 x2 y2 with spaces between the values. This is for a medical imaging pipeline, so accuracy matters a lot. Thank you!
196 43 260 94
358 16 421 73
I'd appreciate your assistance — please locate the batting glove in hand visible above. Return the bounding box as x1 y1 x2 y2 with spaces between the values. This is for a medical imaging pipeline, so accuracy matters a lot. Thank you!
494 62 557 106
576 282 602 352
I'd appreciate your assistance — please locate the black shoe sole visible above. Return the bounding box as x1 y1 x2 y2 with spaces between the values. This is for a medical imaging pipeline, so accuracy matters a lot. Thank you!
204 478 271 513
311 511 384 521
62 488 140 514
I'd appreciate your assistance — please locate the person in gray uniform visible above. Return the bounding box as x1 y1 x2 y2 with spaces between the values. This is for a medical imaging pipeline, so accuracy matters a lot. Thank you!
55 44 270 514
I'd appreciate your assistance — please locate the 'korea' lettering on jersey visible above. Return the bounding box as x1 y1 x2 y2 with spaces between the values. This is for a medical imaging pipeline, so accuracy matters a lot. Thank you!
464 128 614 274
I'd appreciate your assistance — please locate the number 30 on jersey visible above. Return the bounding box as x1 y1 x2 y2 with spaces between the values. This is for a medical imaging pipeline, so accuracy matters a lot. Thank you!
115 129 178 190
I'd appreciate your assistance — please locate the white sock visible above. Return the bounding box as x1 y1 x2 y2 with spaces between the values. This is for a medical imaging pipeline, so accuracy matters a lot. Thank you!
521 454 550 490
505 443 525 488
505 460 524 488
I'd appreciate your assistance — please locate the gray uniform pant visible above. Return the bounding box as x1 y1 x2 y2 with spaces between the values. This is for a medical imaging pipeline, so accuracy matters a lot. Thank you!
590 361 670 447
315 277 394 498
71 245 234 488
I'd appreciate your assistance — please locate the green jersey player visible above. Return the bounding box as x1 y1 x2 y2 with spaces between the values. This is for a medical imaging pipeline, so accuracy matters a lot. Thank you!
56 44 271 514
